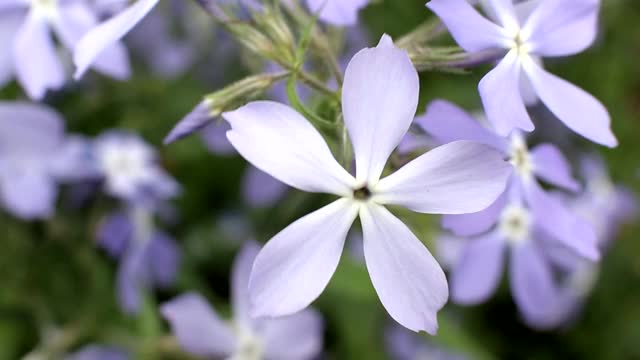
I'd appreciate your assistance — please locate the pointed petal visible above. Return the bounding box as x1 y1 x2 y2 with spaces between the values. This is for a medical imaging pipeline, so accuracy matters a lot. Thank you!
360 203 448 333
165 101 215 145
73 0 158 79
53 3 130 79
479 50 534 136
416 99 507 152
530 143 580 192
249 198 359 317
342 34 419 183
0 171 56 219
524 180 599 260
442 189 508 237
231 241 260 326
426 0 508 52
14 12 65 99
224 101 355 196
451 232 506 304
522 0 599 57
261 308 324 360
522 58 616 147
375 141 511 214
160 293 236 357
510 241 562 329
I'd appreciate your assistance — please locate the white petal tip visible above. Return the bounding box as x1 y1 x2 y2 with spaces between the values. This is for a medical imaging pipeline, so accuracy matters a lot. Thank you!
377 34 394 47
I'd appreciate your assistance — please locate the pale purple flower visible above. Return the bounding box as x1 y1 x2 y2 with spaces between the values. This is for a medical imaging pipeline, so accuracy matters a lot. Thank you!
222 35 512 333
94 131 179 203
414 100 599 261
161 242 324 359
305 0 369 26
66 345 128 360
0 0 129 99
97 207 180 314
427 0 617 147
0 102 95 219
448 181 574 329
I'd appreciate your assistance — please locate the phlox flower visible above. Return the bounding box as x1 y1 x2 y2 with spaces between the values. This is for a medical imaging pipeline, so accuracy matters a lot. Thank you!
0 102 94 219
412 100 599 261
98 208 180 314
426 0 617 147
0 0 129 99
161 242 323 360
222 35 512 333
93 131 179 203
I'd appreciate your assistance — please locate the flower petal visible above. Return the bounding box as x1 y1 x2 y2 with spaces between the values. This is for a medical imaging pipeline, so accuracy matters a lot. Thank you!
375 140 511 214
0 11 22 87
14 12 65 99
451 232 506 304
522 58 616 147
241 165 288 208
522 0 599 57
426 0 507 53
165 101 215 145
442 189 508 237
509 241 562 329
224 101 355 196
360 203 448 333
530 143 580 192
261 308 324 360
73 0 158 79
524 180 599 260
249 198 359 317
0 101 64 155
479 50 534 136
160 293 236 357
342 34 419 184
0 171 56 220
148 232 180 288
416 99 507 152
53 2 130 79
305 0 369 26
231 241 260 326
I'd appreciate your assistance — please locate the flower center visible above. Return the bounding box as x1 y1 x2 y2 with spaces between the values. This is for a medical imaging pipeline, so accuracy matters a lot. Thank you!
508 135 533 179
32 0 58 19
353 185 372 201
233 323 263 360
498 205 531 244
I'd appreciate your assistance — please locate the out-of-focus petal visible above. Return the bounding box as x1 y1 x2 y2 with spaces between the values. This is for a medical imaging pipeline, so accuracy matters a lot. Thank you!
360 203 448 334
342 35 419 184
427 0 507 53
231 241 260 327
451 232 506 304
116 242 148 314
510 241 562 329
0 170 56 219
523 0 599 57
96 211 133 259
148 231 180 288
224 101 355 196
66 345 129 360
305 0 368 26
261 308 324 360
442 189 507 236
530 143 580 192
375 141 511 214
241 166 288 208
0 11 22 87
249 198 359 317
73 0 159 79
14 12 65 99
0 101 64 155
160 293 236 357
416 99 507 152
53 2 130 79
522 58 616 147
479 50 534 136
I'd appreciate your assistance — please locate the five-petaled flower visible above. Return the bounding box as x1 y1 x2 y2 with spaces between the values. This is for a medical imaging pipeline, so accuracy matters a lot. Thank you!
427 0 617 147
222 35 512 333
